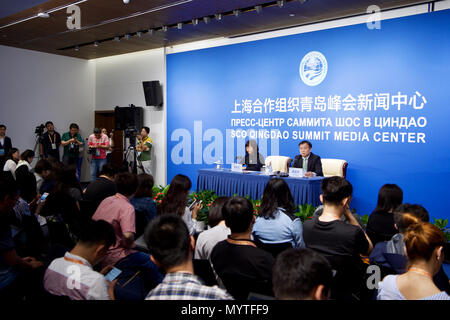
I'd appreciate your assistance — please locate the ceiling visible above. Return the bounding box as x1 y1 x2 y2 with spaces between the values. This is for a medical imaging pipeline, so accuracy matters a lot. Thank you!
0 0 428 60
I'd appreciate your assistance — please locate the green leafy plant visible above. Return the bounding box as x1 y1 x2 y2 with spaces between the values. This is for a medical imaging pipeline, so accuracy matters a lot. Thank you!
152 184 169 205
360 214 369 229
294 204 316 223
189 190 218 224
433 219 450 242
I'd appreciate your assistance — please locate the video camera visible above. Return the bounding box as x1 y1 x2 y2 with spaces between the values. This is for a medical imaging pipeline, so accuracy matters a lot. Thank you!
35 124 45 136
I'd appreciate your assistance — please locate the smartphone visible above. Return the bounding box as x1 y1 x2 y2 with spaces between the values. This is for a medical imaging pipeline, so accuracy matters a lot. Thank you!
188 199 198 210
40 192 49 201
105 267 122 282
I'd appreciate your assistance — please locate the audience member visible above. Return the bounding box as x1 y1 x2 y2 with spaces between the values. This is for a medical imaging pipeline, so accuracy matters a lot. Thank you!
130 173 157 234
157 174 202 235
92 172 163 298
302 176 372 300
377 213 449 300
3 148 19 178
211 197 274 299
44 219 117 300
194 197 230 260
370 204 449 293
88 128 110 181
83 163 117 210
15 150 37 203
0 124 12 169
39 121 61 161
366 184 403 246
144 214 232 300
39 158 59 194
253 178 305 248
0 173 44 300
61 123 84 179
272 248 332 300
34 159 52 193
240 139 265 171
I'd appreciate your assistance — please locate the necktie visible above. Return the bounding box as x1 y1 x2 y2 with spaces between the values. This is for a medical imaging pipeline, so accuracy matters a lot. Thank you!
303 158 307 171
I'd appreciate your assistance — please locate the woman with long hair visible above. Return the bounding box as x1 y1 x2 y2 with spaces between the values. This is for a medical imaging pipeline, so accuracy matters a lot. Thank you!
252 178 304 248
157 174 202 235
240 139 265 171
366 184 403 246
131 173 157 234
377 213 449 300
3 147 19 178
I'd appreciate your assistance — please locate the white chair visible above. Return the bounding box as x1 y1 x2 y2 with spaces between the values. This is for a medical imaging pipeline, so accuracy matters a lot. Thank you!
320 158 348 178
265 156 292 173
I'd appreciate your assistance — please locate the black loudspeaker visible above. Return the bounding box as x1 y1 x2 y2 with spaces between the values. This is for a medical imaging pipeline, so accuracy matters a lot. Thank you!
114 106 144 130
142 81 163 107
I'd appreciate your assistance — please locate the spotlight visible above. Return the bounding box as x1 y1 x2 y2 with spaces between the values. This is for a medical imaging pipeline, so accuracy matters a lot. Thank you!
123 0 130 4
233 9 241 17
255 5 262 14
74 46 79 51
148 29 154 36
215 13 222 21
203 16 211 24
192 18 199 26
136 31 142 38
124 34 130 40
94 41 99 47
177 22 183 29
277 0 286 7
162 25 168 32
114 36 120 42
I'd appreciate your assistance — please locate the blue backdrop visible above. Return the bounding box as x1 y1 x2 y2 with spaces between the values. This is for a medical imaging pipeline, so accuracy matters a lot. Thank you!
167 10 450 220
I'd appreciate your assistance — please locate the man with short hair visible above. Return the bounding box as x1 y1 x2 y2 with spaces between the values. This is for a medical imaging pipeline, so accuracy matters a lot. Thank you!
83 163 117 212
39 121 61 161
272 248 333 300
92 172 163 298
88 128 110 181
145 214 232 300
211 197 274 299
136 126 152 175
292 140 323 177
43 219 117 300
0 124 12 169
61 123 84 179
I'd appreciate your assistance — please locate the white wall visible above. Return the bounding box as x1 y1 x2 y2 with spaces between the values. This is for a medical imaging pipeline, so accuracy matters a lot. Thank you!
0 45 95 181
94 48 166 185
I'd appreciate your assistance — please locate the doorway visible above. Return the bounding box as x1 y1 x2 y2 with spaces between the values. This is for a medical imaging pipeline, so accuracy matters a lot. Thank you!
94 111 124 168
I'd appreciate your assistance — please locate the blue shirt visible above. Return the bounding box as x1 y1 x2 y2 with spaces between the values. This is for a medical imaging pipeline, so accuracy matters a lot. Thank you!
130 197 157 223
252 208 305 248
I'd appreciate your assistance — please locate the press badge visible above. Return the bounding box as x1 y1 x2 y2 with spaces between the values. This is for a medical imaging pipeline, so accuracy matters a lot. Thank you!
95 148 100 157
51 143 57 150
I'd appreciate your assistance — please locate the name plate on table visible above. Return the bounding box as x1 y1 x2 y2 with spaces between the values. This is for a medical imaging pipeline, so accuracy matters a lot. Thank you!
231 163 243 172
289 167 304 178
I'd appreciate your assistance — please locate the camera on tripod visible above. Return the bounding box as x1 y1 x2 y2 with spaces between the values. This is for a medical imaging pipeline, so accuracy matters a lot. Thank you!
35 124 45 136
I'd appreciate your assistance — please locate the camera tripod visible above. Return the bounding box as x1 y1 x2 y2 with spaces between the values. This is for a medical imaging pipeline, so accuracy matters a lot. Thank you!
123 130 142 174
33 135 42 159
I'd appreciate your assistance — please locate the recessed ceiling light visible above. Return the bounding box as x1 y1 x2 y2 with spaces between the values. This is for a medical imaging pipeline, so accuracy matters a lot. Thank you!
215 13 222 21
37 12 50 18
94 41 99 47
289 13 295 17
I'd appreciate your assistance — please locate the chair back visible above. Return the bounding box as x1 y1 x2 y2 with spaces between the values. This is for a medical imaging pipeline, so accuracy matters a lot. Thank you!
253 236 292 258
321 158 348 178
265 156 292 173
193 259 218 286
219 273 273 300
134 209 149 239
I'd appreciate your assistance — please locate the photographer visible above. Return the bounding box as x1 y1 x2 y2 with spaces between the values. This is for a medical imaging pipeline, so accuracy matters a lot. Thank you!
136 127 152 175
39 121 61 161
88 128 110 181
61 123 84 180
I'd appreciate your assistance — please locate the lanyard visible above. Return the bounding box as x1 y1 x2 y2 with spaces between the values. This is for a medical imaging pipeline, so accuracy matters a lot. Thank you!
48 132 55 144
226 237 257 247
64 256 87 266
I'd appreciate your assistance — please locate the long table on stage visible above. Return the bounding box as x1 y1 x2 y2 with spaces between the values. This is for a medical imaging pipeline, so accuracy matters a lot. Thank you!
197 168 324 206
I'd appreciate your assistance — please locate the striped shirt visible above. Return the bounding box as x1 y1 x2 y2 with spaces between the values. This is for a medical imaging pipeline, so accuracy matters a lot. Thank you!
44 252 110 300
146 272 233 300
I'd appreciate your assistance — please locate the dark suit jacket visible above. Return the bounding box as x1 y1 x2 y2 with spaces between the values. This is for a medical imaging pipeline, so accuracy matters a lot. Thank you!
0 136 12 154
292 152 323 176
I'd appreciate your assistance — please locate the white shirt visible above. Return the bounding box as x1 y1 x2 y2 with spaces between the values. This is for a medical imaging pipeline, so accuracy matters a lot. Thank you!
3 159 17 178
194 223 231 260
